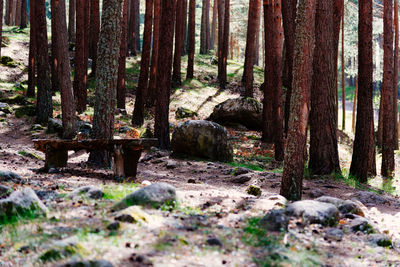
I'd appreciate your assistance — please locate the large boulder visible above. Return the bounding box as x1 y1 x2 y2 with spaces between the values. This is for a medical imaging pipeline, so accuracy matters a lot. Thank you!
286 200 340 226
112 183 176 211
68 186 104 200
208 97 262 130
315 196 364 216
0 170 25 183
171 120 233 162
0 188 48 223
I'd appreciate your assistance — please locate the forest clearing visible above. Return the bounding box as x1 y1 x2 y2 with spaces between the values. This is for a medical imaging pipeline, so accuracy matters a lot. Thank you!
1 0 400 266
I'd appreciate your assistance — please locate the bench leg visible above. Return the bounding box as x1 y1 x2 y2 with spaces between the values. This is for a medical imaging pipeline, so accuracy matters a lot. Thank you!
122 149 142 177
45 147 68 169
113 146 125 177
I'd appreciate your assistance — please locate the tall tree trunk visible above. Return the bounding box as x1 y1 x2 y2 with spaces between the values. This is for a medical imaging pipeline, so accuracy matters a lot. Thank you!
309 0 340 175
51 0 59 92
128 0 139 56
220 0 229 88
135 0 140 52
217 0 225 81
200 0 210 54
68 0 75 43
394 0 399 150
280 0 316 201
15 0 21 26
5 0 10 25
333 0 344 128
381 0 395 177
0 0 3 59
73 0 87 113
242 0 261 98
187 0 196 80
282 0 297 134
27 0 36 97
20 0 26 28
352 76 358 133
210 0 217 50
117 0 129 109
350 0 376 182
89 0 100 77
254 17 260 66
83 0 90 81
182 0 188 55
89 0 123 167
35 0 53 124
341 5 345 131
147 0 161 107
155 0 175 150
132 0 153 125
53 0 77 139
172 0 184 88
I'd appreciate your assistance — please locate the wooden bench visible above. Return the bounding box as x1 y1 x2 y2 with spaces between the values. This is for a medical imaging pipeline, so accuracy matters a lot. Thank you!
33 139 158 177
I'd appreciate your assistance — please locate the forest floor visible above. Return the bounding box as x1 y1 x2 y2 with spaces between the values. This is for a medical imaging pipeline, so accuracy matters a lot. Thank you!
1 28 400 267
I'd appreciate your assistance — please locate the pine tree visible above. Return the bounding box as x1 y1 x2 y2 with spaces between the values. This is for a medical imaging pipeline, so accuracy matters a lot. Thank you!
117 0 129 109
187 0 196 79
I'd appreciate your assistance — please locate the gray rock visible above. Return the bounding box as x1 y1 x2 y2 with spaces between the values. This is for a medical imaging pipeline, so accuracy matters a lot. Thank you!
208 97 263 130
230 173 252 184
0 185 12 198
0 102 12 114
324 228 343 241
368 234 392 247
260 209 289 232
30 124 44 131
0 188 48 223
0 111 5 117
171 120 233 162
349 216 373 233
175 107 198 119
246 185 262 196
316 196 364 216
115 214 136 223
35 190 61 201
166 160 178 169
107 221 120 231
47 118 63 134
309 189 324 198
57 260 114 267
232 167 250 176
206 237 223 247
351 191 389 206
68 186 104 200
112 183 176 211
0 170 24 183
286 200 340 226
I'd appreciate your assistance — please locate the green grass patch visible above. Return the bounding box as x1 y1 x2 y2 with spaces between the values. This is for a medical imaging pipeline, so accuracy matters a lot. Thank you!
102 183 140 201
228 162 265 172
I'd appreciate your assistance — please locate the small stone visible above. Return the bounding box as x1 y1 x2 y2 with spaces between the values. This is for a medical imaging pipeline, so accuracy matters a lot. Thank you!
206 237 223 247
260 209 288 232
0 170 24 183
56 260 114 267
0 102 12 114
175 107 198 119
351 191 389 206
324 228 343 241
30 124 44 131
107 221 120 231
309 189 324 198
166 160 178 169
316 196 364 216
368 234 392 247
68 186 104 200
349 216 373 233
0 185 12 198
141 180 152 186
231 174 252 184
246 185 261 196
232 167 250 176
115 214 136 223
187 179 196 184
286 200 339 226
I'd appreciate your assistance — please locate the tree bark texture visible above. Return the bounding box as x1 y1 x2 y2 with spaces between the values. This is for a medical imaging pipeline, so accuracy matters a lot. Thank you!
220 0 229 88
187 0 196 80
200 0 210 54
172 0 185 87
68 0 75 42
20 0 26 28
210 0 217 50
117 0 129 109
27 0 36 97
89 0 100 76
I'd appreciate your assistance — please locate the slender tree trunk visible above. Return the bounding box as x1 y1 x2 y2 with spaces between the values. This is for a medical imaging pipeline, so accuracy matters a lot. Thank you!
11 0 16 25
280 0 316 201
128 0 139 56
89 0 100 76
394 0 399 150
217 0 225 81
20 0 26 28
51 0 59 92
242 0 261 98
220 0 229 88
132 0 153 126
27 0 36 97
182 0 188 55
281 0 297 134
89 0 123 167
68 0 75 43
154 0 175 149
83 0 90 81
147 0 161 107
135 0 140 52
206 0 211 50
352 76 358 133
210 0 217 50
15 0 21 26
381 0 395 177
254 18 260 66
0 0 3 59
309 0 340 175
5 0 10 25
35 0 53 124
53 0 77 139
117 0 129 109
73 0 87 113
187 0 196 80
200 0 210 54
172 0 184 88
350 0 376 182
333 0 344 128
341 5 346 131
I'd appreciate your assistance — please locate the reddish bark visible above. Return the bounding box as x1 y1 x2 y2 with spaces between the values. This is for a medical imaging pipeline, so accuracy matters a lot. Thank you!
89 0 100 76
147 0 161 107
154 0 175 149
242 0 261 98
15 0 21 26
51 0 59 92
27 0 35 97
217 0 225 81
117 0 129 109
68 0 75 42
350 0 376 182
20 0 26 28
187 0 196 79
394 0 399 150
200 0 210 54
381 0 395 177
280 0 316 201
0 0 3 59
220 0 229 88
172 0 185 87
309 0 340 175
210 0 217 50
132 0 153 126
